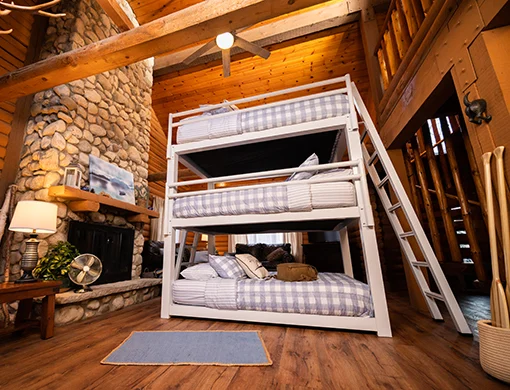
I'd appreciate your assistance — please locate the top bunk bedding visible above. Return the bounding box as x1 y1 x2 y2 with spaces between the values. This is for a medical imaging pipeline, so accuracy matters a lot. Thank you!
176 93 350 145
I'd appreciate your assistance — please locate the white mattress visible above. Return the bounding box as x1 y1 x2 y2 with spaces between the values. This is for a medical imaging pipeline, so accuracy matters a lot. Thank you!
176 93 350 144
173 170 356 218
172 279 206 306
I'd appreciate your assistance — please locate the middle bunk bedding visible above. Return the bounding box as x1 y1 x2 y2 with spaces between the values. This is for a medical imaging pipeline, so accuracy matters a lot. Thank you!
173 167 356 218
173 272 374 317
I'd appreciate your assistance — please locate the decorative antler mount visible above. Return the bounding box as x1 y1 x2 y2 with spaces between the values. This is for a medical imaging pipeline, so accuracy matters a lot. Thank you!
0 0 66 35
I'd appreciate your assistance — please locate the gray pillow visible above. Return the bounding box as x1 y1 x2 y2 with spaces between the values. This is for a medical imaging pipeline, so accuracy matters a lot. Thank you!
209 254 246 279
287 153 319 181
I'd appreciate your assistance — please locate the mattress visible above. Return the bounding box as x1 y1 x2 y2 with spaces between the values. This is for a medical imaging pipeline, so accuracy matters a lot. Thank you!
172 273 373 317
173 169 356 218
176 93 350 144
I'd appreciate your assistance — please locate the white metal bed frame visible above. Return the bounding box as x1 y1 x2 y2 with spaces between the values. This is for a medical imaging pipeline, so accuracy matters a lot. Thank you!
161 75 393 337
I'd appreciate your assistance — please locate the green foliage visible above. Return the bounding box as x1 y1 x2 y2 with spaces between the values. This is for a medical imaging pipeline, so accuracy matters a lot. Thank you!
33 241 80 281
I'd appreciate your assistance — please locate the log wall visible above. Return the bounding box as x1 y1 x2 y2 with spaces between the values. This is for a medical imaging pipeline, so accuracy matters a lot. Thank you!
0 2 35 178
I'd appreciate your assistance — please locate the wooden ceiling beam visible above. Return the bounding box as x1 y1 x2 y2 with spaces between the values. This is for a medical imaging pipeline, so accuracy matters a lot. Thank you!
153 0 359 77
0 0 326 103
96 0 138 31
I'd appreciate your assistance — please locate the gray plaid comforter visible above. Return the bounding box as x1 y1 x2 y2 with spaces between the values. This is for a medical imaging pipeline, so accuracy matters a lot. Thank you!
237 273 373 317
240 93 350 133
173 186 288 218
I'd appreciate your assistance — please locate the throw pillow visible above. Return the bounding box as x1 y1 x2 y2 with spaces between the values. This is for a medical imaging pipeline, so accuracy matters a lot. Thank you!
265 247 287 262
235 253 269 279
209 254 246 279
287 153 319 181
180 263 219 281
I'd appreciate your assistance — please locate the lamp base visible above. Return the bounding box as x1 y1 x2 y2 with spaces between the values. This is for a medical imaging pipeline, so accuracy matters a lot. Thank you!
15 272 38 283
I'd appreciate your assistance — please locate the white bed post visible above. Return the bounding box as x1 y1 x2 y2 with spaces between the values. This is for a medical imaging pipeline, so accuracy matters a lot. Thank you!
161 113 179 319
207 182 216 255
345 77 392 337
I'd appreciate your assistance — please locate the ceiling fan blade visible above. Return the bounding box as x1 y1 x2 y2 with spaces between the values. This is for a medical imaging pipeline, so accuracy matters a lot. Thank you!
222 48 231 78
183 39 217 65
234 37 270 60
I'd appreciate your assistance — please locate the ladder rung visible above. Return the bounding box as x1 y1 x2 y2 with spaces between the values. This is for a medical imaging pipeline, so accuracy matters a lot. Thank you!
411 261 430 268
388 203 401 212
425 291 445 302
399 231 415 238
377 176 389 188
360 128 368 142
368 152 379 166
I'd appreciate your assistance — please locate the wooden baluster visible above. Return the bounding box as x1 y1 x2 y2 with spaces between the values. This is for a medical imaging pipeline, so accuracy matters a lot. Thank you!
391 7 411 59
377 48 390 90
420 0 433 15
422 122 462 263
409 0 425 26
430 118 454 189
403 142 423 223
381 41 394 81
396 0 411 53
384 23 401 75
443 117 487 283
400 0 419 37
412 133 445 262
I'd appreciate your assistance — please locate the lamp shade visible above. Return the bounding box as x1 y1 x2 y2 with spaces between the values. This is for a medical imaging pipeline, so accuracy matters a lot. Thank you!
9 201 58 234
201 234 208 242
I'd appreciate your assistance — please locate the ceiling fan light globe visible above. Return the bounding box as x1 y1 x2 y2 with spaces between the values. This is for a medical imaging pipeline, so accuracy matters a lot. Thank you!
216 32 234 50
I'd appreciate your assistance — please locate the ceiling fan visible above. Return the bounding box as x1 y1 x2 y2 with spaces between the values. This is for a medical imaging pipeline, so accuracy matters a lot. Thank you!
182 32 270 77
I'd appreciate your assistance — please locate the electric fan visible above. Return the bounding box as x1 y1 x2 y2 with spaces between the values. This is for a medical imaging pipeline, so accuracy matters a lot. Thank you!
69 254 102 293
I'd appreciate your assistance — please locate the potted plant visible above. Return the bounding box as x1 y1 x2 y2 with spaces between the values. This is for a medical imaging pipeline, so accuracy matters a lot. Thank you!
33 241 80 290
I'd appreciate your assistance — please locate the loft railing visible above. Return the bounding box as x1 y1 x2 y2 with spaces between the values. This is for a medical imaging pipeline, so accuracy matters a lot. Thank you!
374 0 452 121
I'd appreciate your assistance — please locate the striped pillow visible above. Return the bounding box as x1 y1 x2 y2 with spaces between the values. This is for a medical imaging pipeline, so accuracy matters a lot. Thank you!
180 263 219 281
209 255 246 279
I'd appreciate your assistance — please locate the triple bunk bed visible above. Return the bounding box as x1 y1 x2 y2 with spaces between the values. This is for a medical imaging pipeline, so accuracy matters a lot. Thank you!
161 75 471 337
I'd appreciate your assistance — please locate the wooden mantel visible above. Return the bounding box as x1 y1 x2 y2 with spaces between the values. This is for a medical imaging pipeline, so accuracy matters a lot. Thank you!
48 186 159 223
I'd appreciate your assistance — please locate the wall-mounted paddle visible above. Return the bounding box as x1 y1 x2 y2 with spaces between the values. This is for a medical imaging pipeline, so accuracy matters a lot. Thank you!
494 146 510 313
483 151 510 328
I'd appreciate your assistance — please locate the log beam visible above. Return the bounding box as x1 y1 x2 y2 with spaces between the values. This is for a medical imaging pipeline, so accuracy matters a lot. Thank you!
95 0 138 31
0 0 325 102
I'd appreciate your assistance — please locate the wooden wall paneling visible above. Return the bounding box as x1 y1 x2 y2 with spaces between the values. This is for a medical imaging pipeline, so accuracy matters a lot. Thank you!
128 0 204 25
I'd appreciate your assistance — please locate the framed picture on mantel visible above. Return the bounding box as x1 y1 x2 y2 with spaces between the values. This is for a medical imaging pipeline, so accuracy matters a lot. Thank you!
89 155 135 204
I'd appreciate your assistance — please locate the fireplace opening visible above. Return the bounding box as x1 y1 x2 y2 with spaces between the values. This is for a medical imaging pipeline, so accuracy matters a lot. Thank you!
67 221 134 285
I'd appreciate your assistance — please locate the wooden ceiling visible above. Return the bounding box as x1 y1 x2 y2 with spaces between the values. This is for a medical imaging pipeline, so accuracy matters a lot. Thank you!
152 21 372 138
127 0 204 25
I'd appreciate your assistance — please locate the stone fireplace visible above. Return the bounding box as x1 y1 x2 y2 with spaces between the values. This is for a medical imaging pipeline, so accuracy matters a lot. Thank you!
3 0 161 325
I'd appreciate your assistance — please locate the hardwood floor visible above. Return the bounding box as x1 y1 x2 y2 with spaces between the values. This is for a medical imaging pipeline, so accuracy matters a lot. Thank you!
0 294 506 390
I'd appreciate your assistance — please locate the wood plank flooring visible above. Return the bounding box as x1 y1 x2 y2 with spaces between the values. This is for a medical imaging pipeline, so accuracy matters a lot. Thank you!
0 294 506 390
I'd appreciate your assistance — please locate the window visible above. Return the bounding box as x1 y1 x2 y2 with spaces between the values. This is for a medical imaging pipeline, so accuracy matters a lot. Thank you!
247 233 284 245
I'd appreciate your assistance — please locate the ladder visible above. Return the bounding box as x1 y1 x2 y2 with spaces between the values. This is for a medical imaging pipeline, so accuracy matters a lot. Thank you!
175 230 200 270
351 83 471 334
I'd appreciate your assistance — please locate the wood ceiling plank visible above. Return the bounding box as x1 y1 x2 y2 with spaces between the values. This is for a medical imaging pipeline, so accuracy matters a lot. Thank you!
0 0 326 103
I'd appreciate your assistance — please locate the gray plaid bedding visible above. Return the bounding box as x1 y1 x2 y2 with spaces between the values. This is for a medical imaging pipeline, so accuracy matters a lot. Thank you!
173 186 289 218
240 93 350 133
237 273 373 317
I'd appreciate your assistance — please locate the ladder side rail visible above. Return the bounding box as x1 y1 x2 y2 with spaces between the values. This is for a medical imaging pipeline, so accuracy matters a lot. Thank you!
352 83 471 334
207 183 216 255
343 96 391 337
363 145 443 319
162 113 178 319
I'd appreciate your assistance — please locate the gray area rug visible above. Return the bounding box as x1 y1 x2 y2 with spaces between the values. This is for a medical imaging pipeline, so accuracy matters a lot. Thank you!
102 330 272 366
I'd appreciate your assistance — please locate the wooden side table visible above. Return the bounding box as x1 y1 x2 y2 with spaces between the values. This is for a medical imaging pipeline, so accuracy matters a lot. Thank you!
0 281 61 339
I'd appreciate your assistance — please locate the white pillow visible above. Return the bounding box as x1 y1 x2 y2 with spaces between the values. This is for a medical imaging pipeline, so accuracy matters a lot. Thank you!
180 263 218 281
235 254 269 280
287 153 319 181
209 255 246 279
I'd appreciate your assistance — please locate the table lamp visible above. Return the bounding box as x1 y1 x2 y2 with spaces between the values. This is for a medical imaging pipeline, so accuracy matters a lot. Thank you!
201 234 208 250
9 201 58 283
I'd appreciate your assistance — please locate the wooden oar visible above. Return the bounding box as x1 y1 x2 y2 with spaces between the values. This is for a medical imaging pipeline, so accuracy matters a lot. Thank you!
494 147 510 319
483 151 510 328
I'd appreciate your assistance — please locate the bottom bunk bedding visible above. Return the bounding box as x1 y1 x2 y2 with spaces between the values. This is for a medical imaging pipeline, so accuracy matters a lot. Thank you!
172 273 373 317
